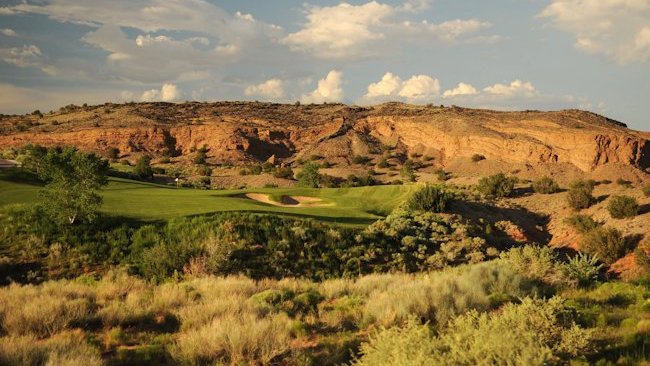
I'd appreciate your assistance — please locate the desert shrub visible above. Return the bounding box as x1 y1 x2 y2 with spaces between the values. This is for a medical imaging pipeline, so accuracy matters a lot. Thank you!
359 261 531 329
616 177 632 188
563 253 603 288
107 147 120 159
433 168 449 181
581 227 628 265
567 180 595 210
634 237 650 272
193 146 208 165
172 313 292 365
500 245 565 285
565 214 600 234
400 160 416 182
532 176 560 194
352 155 372 165
353 297 592 366
273 166 293 179
406 185 453 212
119 159 130 166
471 154 485 162
377 158 389 168
477 173 516 198
607 195 639 219
643 184 650 197
0 332 102 366
0 284 93 337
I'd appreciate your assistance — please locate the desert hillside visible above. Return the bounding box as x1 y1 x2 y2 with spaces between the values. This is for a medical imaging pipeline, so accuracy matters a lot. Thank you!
1 102 648 183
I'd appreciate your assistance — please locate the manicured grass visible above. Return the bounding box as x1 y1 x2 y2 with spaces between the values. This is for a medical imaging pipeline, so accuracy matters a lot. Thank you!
0 168 416 226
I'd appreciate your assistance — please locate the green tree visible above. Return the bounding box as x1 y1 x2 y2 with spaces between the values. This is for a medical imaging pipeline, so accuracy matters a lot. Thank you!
36 147 109 225
134 155 154 180
566 180 595 210
607 195 639 219
296 162 321 188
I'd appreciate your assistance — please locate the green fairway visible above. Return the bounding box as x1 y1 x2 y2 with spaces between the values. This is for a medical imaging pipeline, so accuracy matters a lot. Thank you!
0 169 415 225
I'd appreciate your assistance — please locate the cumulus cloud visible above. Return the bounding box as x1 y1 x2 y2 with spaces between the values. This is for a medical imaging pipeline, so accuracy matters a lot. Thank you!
282 1 498 60
300 70 344 103
1 28 17 37
244 78 284 99
540 0 650 64
140 83 181 102
0 44 57 75
442 82 478 98
363 72 440 102
1 0 283 83
483 80 537 97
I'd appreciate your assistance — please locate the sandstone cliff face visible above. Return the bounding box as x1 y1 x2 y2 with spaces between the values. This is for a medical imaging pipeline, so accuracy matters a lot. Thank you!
0 102 648 174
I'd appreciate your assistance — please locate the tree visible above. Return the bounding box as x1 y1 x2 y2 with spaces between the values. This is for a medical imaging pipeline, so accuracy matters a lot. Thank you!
36 147 109 225
134 155 154 180
296 162 321 188
194 145 208 165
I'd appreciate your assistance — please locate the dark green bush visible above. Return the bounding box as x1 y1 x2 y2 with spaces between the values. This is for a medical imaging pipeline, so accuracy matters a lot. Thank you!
477 173 516 198
634 237 650 272
566 180 595 210
352 155 372 165
134 156 153 180
406 185 453 213
607 195 639 219
471 154 485 162
581 227 627 265
296 162 321 188
532 176 559 194
564 214 600 233
643 184 650 197
107 147 120 160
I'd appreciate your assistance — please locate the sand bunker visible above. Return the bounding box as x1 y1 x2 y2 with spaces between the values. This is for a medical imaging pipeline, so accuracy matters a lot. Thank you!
244 193 332 207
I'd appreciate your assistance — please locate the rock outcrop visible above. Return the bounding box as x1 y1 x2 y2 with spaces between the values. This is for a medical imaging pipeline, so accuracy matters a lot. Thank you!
1 102 648 175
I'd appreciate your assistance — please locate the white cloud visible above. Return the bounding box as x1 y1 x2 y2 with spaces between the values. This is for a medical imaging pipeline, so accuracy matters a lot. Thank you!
300 70 344 103
140 83 181 102
363 72 440 102
1 28 17 37
540 0 650 64
366 72 403 98
282 1 497 60
0 44 57 75
244 78 284 99
483 80 537 97
398 75 440 100
442 82 478 98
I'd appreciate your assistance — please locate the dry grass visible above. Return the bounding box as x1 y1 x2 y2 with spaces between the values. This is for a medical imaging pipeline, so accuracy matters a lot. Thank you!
0 331 102 366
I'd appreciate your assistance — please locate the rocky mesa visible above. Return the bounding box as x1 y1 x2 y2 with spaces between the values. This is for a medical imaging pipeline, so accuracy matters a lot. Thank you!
1 102 648 180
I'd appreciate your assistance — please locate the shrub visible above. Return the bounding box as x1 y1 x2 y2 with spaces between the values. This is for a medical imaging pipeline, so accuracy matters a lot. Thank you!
193 146 208 165
400 161 416 182
643 184 650 197
581 227 627 265
616 178 632 188
564 214 600 234
172 313 292 365
352 155 372 165
273 166 294 179
353 297 592 366
634 237 650 272
471 154 485 162
434 168 449 182
107 147 120 159
0 332 102 366
197 166 212 177
532 176 559 194
563 253 602 288
567 180 595 210
500 246 564 285
406 185 453 213
477 173 516 198
607 195 639 219
377 158 389 168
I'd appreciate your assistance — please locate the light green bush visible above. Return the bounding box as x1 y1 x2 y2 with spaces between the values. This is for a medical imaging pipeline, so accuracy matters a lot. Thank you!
352 297 593 366
500 245 565 285
532 176 560 194
563 253 603 288
477 173 516 198
405 185 453 212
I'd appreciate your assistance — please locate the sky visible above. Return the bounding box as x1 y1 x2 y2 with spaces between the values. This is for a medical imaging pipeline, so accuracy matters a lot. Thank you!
0 0 648 131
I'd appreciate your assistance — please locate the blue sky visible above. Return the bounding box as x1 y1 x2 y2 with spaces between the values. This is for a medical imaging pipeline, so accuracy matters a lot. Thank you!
0 0 648 131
